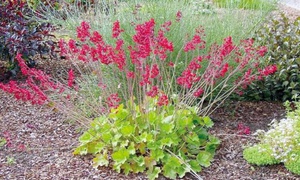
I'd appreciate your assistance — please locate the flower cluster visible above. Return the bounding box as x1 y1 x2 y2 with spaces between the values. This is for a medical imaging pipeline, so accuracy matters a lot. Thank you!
0 17 277 116
237 123 251 135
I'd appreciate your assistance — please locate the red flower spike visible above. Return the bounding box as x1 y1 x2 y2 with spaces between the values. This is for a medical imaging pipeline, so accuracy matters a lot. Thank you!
76 21 90 42
157 94 168 106
112 21 124 39
90 31 103 44
126 71 135 79
68 69 75 88
146 86 159 97
176 11 182 22
150 64 160 79
193 88 204 97
107 93 121 109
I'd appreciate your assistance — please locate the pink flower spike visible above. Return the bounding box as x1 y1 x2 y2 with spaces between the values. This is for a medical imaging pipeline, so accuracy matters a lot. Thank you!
193 88 204 97
76 21 91 42
157 94 168 106
146 86 159 97
176 11 182 22
68 69 75 88
112 21 124 39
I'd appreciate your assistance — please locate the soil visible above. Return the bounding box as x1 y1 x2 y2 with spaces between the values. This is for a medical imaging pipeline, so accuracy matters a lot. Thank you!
1 3 300 180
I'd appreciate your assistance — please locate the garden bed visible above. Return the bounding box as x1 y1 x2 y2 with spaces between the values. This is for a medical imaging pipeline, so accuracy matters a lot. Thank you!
1 2 300 180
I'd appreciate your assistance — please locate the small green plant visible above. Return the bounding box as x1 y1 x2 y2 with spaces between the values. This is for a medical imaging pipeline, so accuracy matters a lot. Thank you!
0 137 6 147
243 14 300 101
6 156 16 165
74 97 219 179
243 101 300 175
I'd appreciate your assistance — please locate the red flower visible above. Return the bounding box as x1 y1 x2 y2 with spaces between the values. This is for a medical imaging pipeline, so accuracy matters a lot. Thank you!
68 69 75 88
68 39 79 53
257 46 268 57
184 35 204 52
219 63 229 77
58 39 67 57
90 31 103 44
220 36 235 57
260 65 277 76
126 71 135 79
193 88 204 97
146 86 159 97
237 123 251 135
176 11 182 22
150 64 160 78
177 70 200 89
157 94 168 106
76 21 90 42
107 93 121 109
188 60 201 71
112 21 124 39
168 61 175 67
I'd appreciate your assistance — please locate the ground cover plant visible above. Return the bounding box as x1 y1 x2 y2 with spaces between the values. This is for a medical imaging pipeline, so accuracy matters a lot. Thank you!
243 101 300 175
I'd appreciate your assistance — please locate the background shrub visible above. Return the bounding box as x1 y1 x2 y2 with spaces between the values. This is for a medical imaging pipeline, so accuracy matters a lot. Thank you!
242 14 300 101
0 0 57 78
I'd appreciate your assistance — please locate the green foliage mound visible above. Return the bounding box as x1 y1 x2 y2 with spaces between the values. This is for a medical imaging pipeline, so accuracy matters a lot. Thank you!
243 143 280 166
74 97 220 179
243 101 300 175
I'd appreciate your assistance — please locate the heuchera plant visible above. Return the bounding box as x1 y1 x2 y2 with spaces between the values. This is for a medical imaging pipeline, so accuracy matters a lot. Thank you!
0 13 277 179
0 0 56 78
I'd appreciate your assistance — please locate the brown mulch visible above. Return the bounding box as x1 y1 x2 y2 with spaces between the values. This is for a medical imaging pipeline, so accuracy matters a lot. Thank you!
1 3 300 180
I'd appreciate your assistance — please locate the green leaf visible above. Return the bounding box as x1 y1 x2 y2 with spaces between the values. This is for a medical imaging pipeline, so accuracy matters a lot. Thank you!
162 164 177 179
112 148 130 164
128 142 136 155
148 111 158 125
162 115 173 123
169 156 182 167
136 142 147 154
189 160 202 172
150 149 165 161
79 131 95 144
73 145 87 155
92 152 109 168
160 123 174 134
131 161 146 173
203 116 214 128
160 137 175 147
87 142 105 154
0 138 7 147
121 162 132 175
121 125 134 136
147 167 161 180
177 166 189 178
197 151 212 167
102 132 113 143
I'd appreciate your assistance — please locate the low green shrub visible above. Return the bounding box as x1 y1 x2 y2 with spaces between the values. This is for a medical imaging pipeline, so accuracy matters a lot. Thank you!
74 97 219 179
243 14 300 101
243 101 300 175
